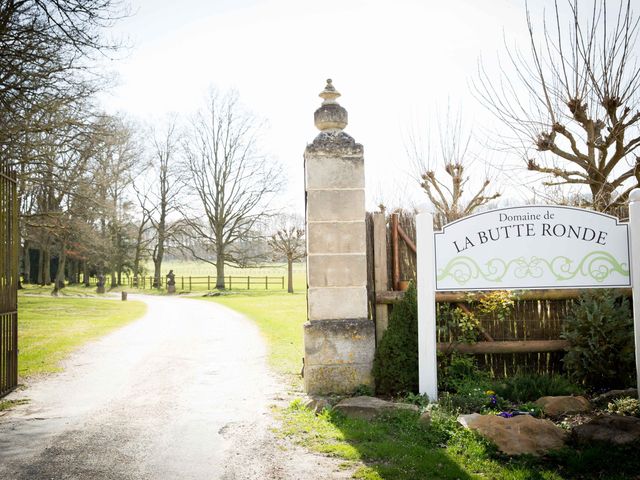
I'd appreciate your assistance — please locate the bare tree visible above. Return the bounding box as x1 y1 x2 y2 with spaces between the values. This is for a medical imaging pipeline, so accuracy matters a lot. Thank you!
475 0 640 212
142 118 184 288
408 107 501 226
268 215 305 294
181 89 283 289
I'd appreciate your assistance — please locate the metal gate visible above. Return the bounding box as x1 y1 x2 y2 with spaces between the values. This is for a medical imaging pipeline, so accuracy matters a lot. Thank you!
0 160 18 397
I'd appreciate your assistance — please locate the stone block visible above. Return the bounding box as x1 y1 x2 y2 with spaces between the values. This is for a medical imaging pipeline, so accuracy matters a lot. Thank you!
307 254 367 288
305 156 364 190
303 318 376 395
307 286 368 321
307 221 366 254
304 364 374 395
304 318 375 366
306 189 365 222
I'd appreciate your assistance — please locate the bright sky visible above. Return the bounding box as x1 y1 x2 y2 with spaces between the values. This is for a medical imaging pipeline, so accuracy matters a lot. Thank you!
101 0 536 213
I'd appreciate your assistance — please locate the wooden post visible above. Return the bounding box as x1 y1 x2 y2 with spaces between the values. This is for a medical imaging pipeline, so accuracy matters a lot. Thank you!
265 275 268 290
282 276 285 289
373 212 389 345
629 189 640 398
207 275 210 290
229 276 232 290
247 276 250 290
416 207 437 401
189 276 192 290
392 212 400 290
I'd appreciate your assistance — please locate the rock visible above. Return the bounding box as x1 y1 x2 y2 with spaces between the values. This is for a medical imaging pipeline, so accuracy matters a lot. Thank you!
535 396 591 416
457 414 567 456
303 396 332 414
458 413 482 429
333 396 419 420
591 388 638 406
419 411 431 427
573 414 640 445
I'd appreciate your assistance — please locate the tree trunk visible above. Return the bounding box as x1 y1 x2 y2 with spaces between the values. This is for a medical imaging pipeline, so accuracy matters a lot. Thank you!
153 257 162 288
36 248 43 284
52 243 66 294
23 241 31 284
83 261 90 287
41 247 51 285
287 256 294 294
153 231 165 288
215 249 225 289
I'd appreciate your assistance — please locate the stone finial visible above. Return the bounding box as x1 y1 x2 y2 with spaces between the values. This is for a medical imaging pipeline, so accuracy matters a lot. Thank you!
314 79 348 132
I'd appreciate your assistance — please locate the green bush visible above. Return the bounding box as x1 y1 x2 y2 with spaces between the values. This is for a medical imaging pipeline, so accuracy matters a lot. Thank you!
438 352 489 392
491 373 583 403
562 289 635 390
373 283 418 395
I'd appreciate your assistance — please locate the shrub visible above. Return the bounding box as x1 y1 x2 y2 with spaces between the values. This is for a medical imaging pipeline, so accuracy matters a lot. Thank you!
438 352 489 392
607 397 640 417
373 282 419 395
491 373 583 403
562 290 635 390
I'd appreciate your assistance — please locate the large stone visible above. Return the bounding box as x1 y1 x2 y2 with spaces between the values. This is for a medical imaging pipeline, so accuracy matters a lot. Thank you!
573 415 640 445
305 156 365 190
535 396 591 416
307 254 367 288
307 286 368 321
457 414 568 456
307 221 366 255
304 318 374 366
303 396 333 414
306 189 365 222
333 396 419 420
591 388 638 406
303 319 375 395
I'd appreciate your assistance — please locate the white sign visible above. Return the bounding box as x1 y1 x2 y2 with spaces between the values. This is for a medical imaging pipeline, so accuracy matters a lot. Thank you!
417 201 640 402
434 206 630 291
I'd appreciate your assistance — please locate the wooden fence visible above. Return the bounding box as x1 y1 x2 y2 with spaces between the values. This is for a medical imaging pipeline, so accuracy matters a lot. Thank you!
368 209 632 377
83 274 285 291
0 162 18 397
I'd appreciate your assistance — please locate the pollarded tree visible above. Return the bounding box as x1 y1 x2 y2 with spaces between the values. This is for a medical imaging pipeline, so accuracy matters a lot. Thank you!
475 0 640 213
408 107 501 226
268 215 305 294
181 89 283 289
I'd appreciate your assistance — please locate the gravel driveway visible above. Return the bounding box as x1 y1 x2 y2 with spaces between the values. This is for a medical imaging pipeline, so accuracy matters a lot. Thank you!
0 295 353 480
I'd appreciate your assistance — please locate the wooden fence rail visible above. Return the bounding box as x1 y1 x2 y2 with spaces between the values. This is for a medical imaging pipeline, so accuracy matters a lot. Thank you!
79 275 285 291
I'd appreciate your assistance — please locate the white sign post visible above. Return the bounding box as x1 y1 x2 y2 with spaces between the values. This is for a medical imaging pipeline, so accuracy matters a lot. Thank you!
629 189 640 395
416 208 437 401
417 203 635 401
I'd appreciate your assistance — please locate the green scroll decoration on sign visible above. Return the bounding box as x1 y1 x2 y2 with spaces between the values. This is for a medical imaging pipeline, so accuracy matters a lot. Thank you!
437 251 629 286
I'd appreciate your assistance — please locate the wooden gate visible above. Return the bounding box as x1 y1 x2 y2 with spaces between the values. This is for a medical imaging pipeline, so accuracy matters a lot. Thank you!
0 161 18 397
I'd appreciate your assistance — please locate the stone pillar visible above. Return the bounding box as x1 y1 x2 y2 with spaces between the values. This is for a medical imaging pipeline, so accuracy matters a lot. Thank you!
303 79 375 395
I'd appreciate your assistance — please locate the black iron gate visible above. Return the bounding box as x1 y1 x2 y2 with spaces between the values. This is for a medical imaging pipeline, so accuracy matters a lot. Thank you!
1 160 18 397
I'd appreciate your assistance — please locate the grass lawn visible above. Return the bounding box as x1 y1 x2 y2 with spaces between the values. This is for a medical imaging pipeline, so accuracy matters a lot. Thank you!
279 402 640 480
18 295 147 378
199 290 307 387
